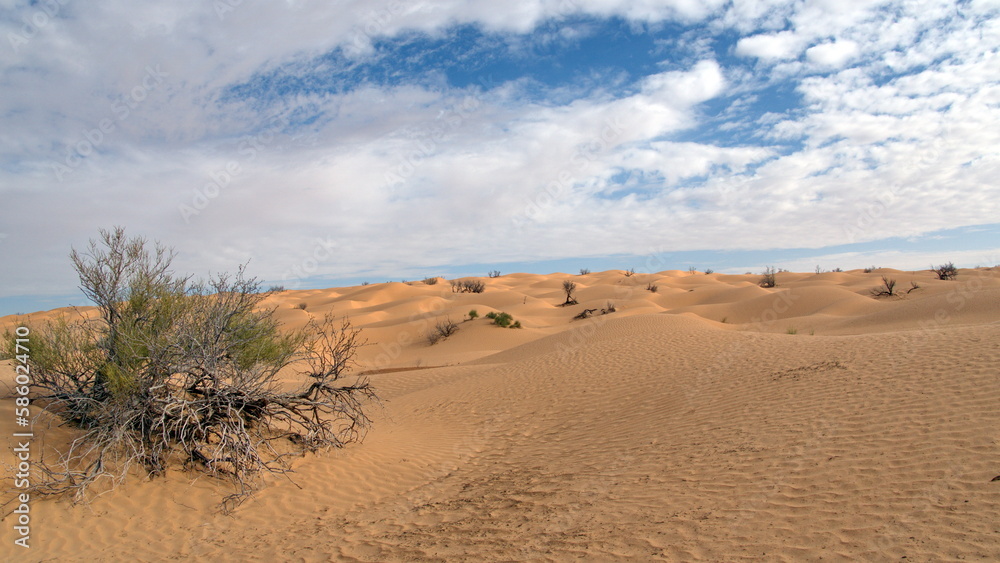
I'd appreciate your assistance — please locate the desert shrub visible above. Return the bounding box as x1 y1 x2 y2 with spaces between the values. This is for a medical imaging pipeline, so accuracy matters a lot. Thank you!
870 276 898 298
485 311 516 328
704 269 714 275
832 267 843 272
488 269 501 278
561 280 578 306
574 302 616 320
787 327 798 335
467 309 479 320
907 281 920 293
932 262 958 280
12 227 377 510
579 268 591 275
759 266 777 288
451 279 486 293
297 302 308 310
422 277 439 285
428 318 459 344
688 266 697 273
863 265 879 273
646 282 658 293
623 267 636 277
267 285 285 292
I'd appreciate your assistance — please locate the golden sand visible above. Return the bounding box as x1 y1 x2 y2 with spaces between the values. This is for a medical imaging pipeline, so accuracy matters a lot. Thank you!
2 267 999 561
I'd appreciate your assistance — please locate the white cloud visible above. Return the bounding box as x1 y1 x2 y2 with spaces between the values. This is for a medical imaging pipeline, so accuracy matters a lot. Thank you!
735 30 804 61
806 40 860 68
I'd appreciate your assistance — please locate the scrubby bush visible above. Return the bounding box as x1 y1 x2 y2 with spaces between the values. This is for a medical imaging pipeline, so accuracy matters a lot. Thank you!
579 268 591 275
297 302 308 310
704 269 714 275
932 262 958 280
422 277 439 285
870 275 898 297
267 285 285 292
646 282 658 293
561 280 578 306
485 311 519 328
623 267 636 277
488 270 501 278
8 227 377 510
428 318 459 345
864 265 879 273
759 266 777 288
451 279 486 293
466 309 479 321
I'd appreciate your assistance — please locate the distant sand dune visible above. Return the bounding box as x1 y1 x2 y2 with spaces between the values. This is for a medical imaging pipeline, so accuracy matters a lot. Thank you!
2 268 998 561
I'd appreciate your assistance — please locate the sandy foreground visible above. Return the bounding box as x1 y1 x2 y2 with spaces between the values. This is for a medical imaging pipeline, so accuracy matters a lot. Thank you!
1 268 999 562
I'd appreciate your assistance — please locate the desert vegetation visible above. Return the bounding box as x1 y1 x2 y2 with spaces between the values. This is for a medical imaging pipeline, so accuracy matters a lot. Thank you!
932 262 958 280
560 280 578 306
451 279 486 293
759 266 777 288
427 318 459 345
6 228 377 510
574 301 616 319
484 311 521 328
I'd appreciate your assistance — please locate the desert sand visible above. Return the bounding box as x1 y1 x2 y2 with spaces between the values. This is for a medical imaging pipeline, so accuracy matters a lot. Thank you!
2 267 999 561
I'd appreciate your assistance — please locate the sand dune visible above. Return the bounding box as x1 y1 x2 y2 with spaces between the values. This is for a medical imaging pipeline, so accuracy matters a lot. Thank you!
2 268 999 561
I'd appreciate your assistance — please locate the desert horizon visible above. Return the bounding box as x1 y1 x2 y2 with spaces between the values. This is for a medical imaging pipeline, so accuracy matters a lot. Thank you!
3 265 999 561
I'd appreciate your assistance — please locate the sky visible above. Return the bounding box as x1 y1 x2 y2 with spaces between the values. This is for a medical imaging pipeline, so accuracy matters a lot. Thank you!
1 0 999 315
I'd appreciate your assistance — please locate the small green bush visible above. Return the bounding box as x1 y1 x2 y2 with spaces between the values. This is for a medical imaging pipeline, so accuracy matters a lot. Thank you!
487 311 516 328
467 309 479 320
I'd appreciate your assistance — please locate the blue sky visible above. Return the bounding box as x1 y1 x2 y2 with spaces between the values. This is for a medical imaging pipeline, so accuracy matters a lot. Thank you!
1 1 999 316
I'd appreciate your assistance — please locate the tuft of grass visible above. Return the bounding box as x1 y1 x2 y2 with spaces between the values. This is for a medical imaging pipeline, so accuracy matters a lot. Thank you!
786 327 798 335
646 282 658 293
